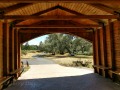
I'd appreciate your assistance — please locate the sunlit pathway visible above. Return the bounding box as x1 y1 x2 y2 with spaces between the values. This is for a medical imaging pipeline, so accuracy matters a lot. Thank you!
19 57 93 79
6 58 120 90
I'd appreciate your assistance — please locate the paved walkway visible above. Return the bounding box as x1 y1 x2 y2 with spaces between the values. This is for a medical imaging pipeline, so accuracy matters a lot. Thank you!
6 57 120 90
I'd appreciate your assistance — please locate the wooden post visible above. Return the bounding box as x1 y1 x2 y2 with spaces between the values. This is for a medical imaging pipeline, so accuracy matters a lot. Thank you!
94 29 99 73
0 21 3 77
12 27 15 71
14 28 18 70
102 23 107 66
3 20 9 76
108 19 116 71
97 29 102 75
102 23 108 78
93 29 97 73
9 26 14 72
18 31 21 68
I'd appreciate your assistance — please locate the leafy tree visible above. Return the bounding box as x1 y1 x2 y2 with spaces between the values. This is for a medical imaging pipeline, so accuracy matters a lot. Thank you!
21 42 38 50
22 33 93 55
38 33 92 55
24 42 30 50
39 41 44 51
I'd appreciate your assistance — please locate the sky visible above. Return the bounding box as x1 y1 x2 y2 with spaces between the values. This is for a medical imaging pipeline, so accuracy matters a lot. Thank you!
26 35 48 45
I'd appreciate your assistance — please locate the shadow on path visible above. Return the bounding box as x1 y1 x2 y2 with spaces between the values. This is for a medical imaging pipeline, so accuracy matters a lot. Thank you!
7 73 120 90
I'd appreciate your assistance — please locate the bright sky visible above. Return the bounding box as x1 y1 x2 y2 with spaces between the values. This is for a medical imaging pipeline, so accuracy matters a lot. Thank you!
27 35 48 45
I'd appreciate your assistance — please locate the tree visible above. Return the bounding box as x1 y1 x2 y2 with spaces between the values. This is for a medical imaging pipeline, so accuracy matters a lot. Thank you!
24 42 30 50
21 42 38 50
38 33 93 55
39 41 44 52
63 34 74 55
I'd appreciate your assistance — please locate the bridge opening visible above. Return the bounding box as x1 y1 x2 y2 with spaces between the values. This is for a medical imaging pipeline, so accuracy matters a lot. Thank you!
20 33 94 78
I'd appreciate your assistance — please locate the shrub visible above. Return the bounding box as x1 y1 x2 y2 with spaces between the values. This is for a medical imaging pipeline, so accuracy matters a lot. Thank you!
21 50 28 55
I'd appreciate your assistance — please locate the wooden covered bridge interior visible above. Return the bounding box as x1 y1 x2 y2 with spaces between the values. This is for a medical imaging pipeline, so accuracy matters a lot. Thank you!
0 0 120 89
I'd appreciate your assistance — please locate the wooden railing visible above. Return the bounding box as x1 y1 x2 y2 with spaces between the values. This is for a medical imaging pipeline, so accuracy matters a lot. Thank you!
110 69 120 82
0 76 13 90
9 67 24 79
0 67 24 90
93 65 111 70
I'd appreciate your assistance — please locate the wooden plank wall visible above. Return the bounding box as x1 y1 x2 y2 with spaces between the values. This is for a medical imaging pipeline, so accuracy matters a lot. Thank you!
93 20 120 78
0 21 17 77
0 21 3 77
113 21 120 70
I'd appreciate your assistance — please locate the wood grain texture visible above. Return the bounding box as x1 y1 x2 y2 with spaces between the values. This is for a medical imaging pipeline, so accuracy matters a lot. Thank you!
0 0 119 3
0 21 3 77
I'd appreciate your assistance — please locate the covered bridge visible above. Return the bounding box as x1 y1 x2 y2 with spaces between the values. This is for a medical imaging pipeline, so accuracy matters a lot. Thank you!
0 0 120 89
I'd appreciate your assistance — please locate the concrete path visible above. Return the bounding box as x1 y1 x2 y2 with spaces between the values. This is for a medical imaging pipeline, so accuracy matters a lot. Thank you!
6 57 120 90
19 57 93 79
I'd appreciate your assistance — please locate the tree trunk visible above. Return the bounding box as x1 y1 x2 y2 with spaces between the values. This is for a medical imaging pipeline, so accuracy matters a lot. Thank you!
81 47 84 54
60 52 64 55
65 46 74 56
52 52 55 55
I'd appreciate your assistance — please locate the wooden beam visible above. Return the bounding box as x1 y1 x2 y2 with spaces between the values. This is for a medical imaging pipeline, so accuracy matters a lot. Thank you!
58 5 87 15
19 33 46 44
19 32 92 43
29 5 59 16
15 24 101 28
19 20 99 28
12 5 59 24
70 32 93 42
68 20 93 26
0 0 119 3
27 20 88 26
19 28 92 33
58 5 102 24
13 5 103 25
1 15 118 19
0 3 33 14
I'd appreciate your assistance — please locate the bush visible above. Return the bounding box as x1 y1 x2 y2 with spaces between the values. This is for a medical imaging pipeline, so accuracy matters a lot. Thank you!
28 50 36 53
21 50 28 55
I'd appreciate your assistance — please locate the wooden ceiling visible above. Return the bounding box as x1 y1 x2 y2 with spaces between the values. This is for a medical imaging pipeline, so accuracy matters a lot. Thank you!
0 0 120 36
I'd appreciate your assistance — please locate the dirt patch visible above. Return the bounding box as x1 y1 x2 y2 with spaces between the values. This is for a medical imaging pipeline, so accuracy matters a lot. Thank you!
46 56 93 68
21 52 40 59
